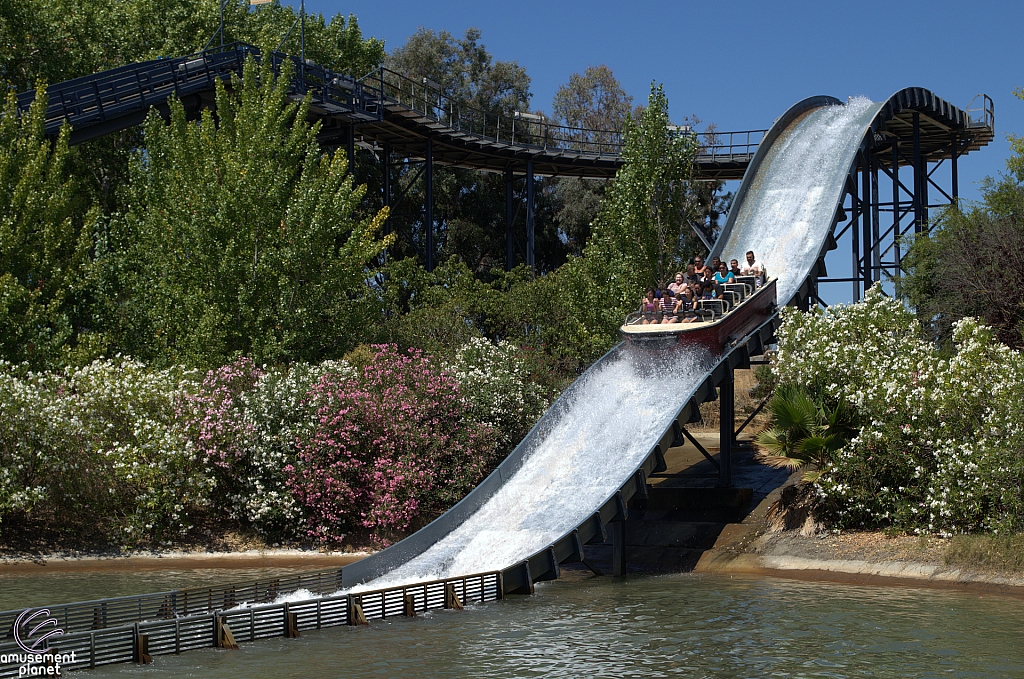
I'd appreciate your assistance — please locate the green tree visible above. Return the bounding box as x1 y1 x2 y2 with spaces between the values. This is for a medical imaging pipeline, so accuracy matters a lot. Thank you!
589 83 700 289
552 65 632 149
0 89 93 368
904 87 1024 348
103 54 391 367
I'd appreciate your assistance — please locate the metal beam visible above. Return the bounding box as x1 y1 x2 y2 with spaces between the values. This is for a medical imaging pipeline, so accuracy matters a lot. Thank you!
526 160 535 271
718 369 734 488
382 144 391 236
425 138 434 272
505 169 514 271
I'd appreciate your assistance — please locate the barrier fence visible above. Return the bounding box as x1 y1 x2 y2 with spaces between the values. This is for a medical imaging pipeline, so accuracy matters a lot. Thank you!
0 571 501 676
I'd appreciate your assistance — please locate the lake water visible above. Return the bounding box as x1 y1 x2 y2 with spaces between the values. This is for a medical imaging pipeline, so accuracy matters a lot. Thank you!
30 568 1021 679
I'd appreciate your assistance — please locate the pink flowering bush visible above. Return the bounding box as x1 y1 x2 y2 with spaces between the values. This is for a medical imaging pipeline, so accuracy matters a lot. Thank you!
288 345 496 546
176 357 261 474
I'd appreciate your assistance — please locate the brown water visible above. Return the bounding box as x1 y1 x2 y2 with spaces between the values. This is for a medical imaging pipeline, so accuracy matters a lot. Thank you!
0 567 325 612
35 569 1021 679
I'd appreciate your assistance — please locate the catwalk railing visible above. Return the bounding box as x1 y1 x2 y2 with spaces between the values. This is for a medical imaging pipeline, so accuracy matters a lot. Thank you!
360 65 766 160
16 43 377 142
0 571 500 676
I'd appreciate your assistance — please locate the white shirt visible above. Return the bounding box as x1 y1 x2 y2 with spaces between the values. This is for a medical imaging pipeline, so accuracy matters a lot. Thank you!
740 259 763 277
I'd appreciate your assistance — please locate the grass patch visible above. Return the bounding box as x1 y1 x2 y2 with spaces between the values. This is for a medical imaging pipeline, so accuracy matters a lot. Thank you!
944 534 1024 574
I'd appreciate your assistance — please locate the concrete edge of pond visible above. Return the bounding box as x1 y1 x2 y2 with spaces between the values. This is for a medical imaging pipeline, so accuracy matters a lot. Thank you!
0 549 370 573
691 481 1024 598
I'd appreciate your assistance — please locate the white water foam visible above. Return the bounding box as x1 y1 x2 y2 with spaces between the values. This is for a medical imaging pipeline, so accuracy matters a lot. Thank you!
353 347 714 590
715 96 883 303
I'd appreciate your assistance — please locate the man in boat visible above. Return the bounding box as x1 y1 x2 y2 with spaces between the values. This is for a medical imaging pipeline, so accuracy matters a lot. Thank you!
739 250 765 285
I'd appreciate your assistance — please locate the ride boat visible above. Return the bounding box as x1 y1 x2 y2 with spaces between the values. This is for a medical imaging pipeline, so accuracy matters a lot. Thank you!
620 276 778 352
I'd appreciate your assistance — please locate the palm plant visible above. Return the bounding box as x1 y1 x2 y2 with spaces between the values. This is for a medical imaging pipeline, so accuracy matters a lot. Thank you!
754 383 856 482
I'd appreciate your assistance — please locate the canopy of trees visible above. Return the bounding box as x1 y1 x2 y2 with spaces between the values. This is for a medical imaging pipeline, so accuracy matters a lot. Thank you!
903 88 1024 349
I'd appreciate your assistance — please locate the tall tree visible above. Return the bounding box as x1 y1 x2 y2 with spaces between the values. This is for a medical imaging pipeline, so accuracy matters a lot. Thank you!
589 83 701 288
552 65 632 149
100 55 392 367
379 28 569 273
0 90 92 368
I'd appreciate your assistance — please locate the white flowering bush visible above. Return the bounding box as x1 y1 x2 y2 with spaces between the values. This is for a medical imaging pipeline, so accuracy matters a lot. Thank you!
0 343 550 547
444 338 549 456
775 286 1024 534
235 360 353 538
0 358 205 542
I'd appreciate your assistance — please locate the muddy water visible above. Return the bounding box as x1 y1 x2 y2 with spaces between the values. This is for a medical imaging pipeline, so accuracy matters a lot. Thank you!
55 569 1024 678
0 566 331 612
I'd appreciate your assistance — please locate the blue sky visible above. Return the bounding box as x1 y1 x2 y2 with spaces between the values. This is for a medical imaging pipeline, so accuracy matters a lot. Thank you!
292 0 1022 204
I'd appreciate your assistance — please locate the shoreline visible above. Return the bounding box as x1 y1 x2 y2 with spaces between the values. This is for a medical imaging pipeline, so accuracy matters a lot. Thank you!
0 548 370 574
691 476 1024 598
695 546 1024 599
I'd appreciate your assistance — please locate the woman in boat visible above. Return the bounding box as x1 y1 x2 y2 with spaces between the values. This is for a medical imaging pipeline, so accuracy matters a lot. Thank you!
676 285 700 323
668 272 686 296
693 256 711 280
640 288 659 324
713 262 736 285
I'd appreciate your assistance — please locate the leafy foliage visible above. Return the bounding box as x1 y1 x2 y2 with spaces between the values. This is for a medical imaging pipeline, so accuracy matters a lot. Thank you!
0 89 94 369
754 384 856 481
589 83 701 289
288 345 496 546
774 287 1024 534
100 55 392 367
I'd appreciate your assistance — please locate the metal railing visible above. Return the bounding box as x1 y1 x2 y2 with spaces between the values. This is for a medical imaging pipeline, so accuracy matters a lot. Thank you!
0 568 348 636
359 66 766 161
965 93 995 131
17 42 766 165
0 571 501 676
17 43 376 140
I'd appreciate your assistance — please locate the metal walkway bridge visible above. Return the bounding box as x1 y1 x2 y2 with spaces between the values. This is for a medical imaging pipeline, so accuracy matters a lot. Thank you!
21 42 762 179
18 43 994 271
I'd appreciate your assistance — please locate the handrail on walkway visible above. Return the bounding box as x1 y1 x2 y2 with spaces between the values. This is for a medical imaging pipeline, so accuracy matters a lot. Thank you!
359 65 766 160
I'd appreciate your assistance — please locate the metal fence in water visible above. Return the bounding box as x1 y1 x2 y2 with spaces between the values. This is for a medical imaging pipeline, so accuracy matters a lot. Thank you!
0 572 501 676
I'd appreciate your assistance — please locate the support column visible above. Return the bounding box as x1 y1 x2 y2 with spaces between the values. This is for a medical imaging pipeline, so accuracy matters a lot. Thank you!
346 126 355 174
912 112 924 234
610 520 626 577
892 142 902 276
851 171 861 303
505 169 515 271
382 144 391 236
861 154 872 292
425 139 434 272
951 133 959 203
718 368 734 488
526 160 535 271
871 157 880 285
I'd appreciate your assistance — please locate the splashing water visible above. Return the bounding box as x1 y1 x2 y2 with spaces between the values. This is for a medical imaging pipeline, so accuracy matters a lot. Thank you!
353 346 714 590
715 96 883 303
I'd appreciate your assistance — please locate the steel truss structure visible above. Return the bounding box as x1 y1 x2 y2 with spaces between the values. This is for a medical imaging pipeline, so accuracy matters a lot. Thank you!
818 93 995 304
